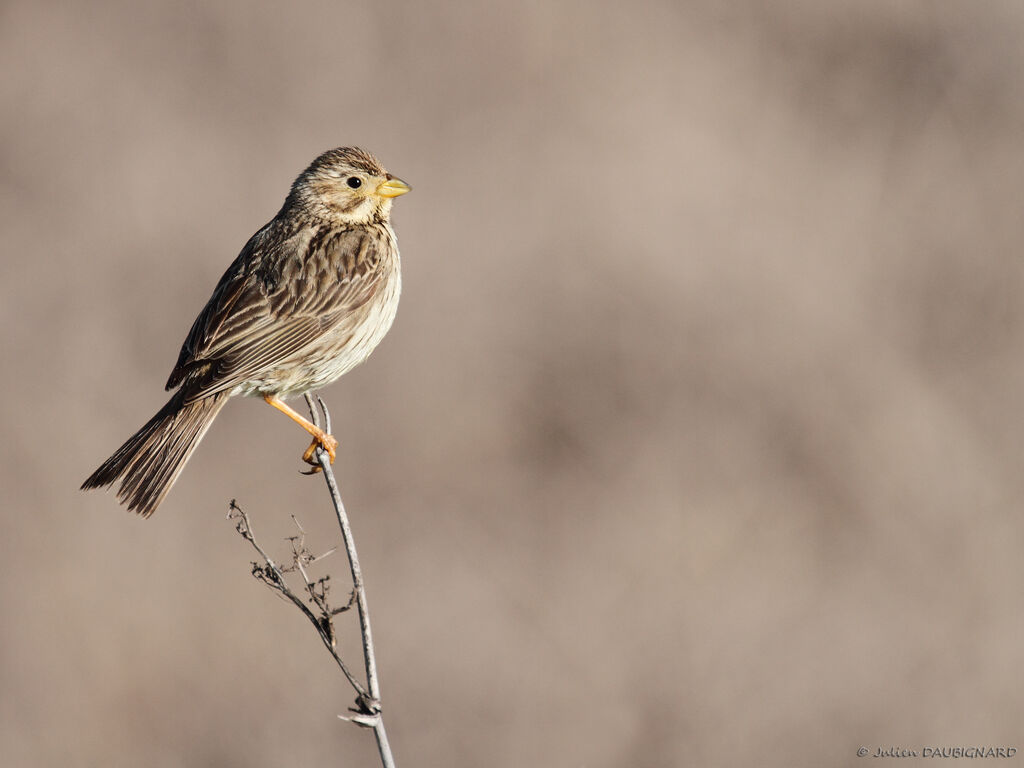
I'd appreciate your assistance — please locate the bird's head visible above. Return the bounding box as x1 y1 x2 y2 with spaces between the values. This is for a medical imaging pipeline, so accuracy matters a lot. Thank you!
287 147 410 225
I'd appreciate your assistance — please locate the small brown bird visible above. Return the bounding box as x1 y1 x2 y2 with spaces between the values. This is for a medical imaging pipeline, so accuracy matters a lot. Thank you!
82 147 410 517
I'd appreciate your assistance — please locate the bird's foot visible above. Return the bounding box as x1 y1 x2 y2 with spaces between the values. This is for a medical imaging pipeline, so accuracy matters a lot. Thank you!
300 431 338 474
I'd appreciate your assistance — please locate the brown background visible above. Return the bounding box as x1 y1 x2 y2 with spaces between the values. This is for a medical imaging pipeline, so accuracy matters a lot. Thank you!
3 1 1023 766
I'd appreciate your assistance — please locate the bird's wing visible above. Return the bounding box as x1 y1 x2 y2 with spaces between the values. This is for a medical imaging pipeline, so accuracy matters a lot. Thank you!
167 224 388 402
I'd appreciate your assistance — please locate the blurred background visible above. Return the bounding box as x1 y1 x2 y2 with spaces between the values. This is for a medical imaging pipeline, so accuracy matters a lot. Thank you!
3 1 1023 765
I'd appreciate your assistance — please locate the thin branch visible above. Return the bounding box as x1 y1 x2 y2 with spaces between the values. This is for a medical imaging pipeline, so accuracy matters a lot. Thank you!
305 394 395 768
227 393 397 768
228 501 366 697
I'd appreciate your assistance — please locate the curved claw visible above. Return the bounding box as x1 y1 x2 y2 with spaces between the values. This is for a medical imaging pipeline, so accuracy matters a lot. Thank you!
300 432 338 472
263 395 339 471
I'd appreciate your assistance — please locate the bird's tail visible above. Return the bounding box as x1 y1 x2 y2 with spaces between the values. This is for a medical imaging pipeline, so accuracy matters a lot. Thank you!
82 391 229 517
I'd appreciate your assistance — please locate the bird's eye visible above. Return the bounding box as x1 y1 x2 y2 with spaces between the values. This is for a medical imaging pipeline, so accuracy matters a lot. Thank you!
346 177 362 189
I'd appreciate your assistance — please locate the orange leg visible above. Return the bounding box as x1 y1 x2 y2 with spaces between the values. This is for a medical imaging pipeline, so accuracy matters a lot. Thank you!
263 395 338 467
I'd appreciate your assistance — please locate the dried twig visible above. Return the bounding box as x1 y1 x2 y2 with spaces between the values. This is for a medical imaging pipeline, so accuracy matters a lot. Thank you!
228 502 364 696
227 393 397 768
304 395 395 765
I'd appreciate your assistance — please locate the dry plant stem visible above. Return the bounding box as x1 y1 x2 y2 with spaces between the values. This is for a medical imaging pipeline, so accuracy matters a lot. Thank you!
305 393 395 768
228 501 366 697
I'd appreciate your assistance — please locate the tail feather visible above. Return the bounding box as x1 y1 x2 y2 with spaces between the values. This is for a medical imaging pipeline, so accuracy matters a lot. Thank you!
82 392 229 517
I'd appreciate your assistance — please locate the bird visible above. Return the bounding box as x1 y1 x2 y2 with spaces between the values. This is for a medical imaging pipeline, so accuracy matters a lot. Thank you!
82 147 410 517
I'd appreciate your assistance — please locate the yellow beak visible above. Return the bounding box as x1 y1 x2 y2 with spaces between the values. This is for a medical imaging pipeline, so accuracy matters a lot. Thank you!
376 177 411 198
